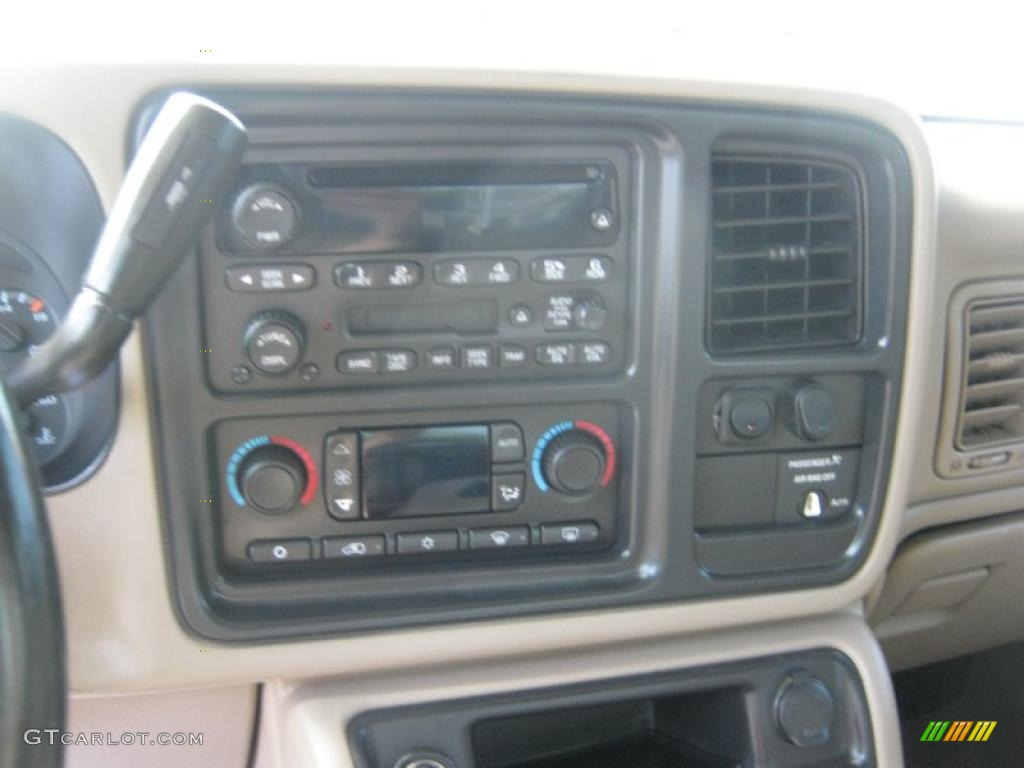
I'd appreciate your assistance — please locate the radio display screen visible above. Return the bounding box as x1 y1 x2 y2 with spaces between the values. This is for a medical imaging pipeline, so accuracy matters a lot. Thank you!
361 426 491 519
302 163 618 253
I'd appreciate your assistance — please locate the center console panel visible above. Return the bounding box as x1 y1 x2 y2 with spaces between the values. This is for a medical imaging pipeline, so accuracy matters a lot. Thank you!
140 90 911 641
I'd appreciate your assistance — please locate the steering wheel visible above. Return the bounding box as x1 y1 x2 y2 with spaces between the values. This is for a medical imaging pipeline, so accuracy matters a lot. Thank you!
0 378 66 768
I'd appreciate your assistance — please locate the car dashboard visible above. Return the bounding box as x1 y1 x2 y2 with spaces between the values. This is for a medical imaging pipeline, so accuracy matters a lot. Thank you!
3 52 1023 768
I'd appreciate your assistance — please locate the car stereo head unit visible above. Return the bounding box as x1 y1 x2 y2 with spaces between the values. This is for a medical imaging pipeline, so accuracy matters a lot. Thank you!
197 150 631 393
220 161 621 255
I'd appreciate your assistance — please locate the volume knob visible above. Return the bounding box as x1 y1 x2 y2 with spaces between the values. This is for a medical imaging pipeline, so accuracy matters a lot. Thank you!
243 311 305 376
231 184 298 251
238 445 307 514
542 430 607 496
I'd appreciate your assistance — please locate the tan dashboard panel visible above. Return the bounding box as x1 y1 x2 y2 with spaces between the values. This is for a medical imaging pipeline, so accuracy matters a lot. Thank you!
0 63 936 694
903 120 1024 533
254 612 903 768
66 685 257 768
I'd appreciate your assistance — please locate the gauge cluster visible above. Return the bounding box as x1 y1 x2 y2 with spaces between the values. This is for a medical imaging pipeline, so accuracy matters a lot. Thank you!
0 117 119 492
0 289 70 463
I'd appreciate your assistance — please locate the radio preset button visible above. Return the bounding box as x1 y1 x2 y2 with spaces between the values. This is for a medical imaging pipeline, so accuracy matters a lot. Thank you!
248 539 312 563
434 260 472 286
384 261 422 288
492 473 526 511
461 345 493 370
435 259 520 287
426 346 458 369
530 255 613 283
323 535 385 559
491 423 525 462
382 349 416 373
226 264 315 293
540 521 601 545
508 304 534 327
397 531 459 554
336 262 379 289
577 341 610 365
536 342 575 366
499 344 528 367
483 259 518 285
337 351 380 374
337 260 421 290
469 526 529 550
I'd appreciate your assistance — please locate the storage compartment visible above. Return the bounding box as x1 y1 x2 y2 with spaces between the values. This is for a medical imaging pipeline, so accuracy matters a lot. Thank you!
472 691 746 768
350 649 874 768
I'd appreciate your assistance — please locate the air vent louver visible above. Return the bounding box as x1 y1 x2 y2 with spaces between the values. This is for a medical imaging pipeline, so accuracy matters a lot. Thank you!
957 299 1024 449
709 155 863 353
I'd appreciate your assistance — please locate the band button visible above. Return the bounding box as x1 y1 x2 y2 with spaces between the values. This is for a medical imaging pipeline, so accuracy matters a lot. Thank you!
337 351 380 374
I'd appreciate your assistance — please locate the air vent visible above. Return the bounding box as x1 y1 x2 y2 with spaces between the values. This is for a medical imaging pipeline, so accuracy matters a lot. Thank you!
957 299 1024 450
709 155 863 354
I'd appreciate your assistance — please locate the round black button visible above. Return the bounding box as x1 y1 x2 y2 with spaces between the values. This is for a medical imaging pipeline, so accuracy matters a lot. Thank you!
239 446 307 514
793 384 837 442
231 184 298 251
774 671 836 748
243 312 305 376
730 397 773 440
542 431 607 496
230 364 252 385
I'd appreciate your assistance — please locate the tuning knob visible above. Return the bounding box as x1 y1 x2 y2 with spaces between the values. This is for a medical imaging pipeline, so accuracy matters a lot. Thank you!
243 310 305 376
542 430 607 496
238 445 307 514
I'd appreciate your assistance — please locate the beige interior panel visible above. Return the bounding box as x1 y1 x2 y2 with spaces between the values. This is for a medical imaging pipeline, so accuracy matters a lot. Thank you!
904 121 1024 525
65 685 257 768
251 612 903 768
872 512 1024 671
0 64 937 695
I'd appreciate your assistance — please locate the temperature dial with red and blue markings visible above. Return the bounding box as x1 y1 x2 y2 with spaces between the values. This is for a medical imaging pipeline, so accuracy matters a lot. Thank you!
226 435 318 514
533 420 616 496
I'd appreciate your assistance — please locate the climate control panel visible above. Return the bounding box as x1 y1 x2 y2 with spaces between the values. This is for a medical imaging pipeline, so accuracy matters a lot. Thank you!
214 403 622 571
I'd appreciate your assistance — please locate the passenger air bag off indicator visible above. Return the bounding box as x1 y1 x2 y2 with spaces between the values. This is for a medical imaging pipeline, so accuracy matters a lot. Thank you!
775 450 859 524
